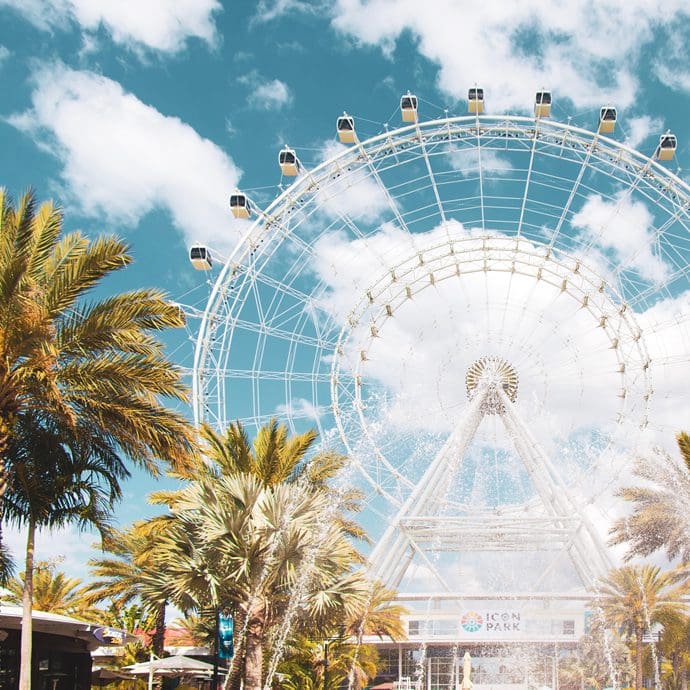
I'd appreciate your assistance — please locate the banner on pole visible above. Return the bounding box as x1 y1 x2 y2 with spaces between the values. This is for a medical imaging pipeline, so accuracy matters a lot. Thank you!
218 612 234 659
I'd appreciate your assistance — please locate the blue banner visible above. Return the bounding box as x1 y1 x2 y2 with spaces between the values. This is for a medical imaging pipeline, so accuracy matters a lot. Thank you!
218 612 234 659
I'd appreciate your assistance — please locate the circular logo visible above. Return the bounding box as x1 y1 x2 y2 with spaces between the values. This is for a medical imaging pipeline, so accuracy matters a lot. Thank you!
461 611 483 633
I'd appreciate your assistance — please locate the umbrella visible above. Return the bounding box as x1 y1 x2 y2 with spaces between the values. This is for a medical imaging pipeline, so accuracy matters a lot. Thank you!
124 654 215 676
91 666 132 685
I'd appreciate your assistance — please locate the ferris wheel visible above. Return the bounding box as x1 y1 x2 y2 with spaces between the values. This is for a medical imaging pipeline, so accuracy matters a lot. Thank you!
190 89 690 594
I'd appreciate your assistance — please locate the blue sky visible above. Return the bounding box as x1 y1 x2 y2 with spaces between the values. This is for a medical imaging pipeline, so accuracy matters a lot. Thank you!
3 0 690 585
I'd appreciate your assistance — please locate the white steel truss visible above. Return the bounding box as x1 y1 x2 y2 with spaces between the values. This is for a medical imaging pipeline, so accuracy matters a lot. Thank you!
368 368 612 594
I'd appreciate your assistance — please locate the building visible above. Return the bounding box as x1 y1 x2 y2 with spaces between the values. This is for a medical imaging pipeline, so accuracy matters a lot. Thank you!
0 605 134 690
366 595 589 690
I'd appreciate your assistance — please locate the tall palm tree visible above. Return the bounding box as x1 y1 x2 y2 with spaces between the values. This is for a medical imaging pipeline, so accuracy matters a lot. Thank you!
187 419 351 490
135 420 377 690
596 565 689 690
4 562 99 620
610 432 690 561
0 188 195 554
152 472 370 690
3 413 128 690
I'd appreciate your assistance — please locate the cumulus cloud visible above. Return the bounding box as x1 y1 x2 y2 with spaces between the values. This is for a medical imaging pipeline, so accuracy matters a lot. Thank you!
328 0 690 111
312 219 685 454
571 192 668 285
311 140 391 223
652 29 690 94
624 115 665 150
314 222 627 444
9 63 244 252
449 148 513 177
0 0 220 53
240 71 293 110
0 45 10 66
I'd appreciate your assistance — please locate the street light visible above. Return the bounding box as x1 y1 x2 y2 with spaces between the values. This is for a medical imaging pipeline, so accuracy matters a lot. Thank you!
324 639 329 690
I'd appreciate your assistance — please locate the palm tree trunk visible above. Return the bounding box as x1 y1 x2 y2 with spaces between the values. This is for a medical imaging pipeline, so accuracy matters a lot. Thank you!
635 626 644 690
224 629 245 690
151 602 167 690
19 516 36 690
152 601 166 657
244 610 265 690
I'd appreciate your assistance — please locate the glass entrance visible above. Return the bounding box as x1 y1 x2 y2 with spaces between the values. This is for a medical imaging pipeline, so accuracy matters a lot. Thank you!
428 656 457 690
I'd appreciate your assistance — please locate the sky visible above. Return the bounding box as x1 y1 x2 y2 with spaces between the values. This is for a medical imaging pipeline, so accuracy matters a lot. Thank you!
2 0 690 590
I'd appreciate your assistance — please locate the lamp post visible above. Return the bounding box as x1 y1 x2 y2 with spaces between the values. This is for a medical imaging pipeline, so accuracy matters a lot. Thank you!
324 640 329 690
212 608 220 690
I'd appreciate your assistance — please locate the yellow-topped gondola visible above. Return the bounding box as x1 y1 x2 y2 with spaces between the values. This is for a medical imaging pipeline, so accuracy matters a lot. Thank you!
401 92 418 122
468 87 484 114
534 90 551 118
230 192 252 219
279 146 300 176
337 113 355 144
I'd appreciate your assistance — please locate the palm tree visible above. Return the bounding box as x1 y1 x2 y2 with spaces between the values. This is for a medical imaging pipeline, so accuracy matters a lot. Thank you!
198 419 317 485
557 618 632 690
170 611 215 648
277 635 381 690
658 614 690 690
102 603 157 670
4 561 99 620
186 419 353 491
596 564 689 690
3 413 129 690
610 432 690 561
341 581 406 642
0 188 195 553
152 472 370 690
86 520 172 658
133 420 381 690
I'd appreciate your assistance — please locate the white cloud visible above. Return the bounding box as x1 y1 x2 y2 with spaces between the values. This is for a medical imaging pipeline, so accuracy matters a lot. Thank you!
654 62 690 93
240 71 293 110
275 397 322 422
312 221 683 448
624 115 664 150
329 0 690 111
250 79 292 110
652 29 690 94
312 140 391 223
0 0 220 53
571 192 668 285
9 63 244 252
449 148 513 177
3 523 100 582
252 0 318 23
0 45 10 66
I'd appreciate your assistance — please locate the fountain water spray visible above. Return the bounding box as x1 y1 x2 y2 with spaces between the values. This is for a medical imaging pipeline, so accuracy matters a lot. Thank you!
224 471 312 690
263 459 359 689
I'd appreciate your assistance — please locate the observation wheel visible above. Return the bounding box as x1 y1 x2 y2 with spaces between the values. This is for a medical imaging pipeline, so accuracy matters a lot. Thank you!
192 104 690 585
